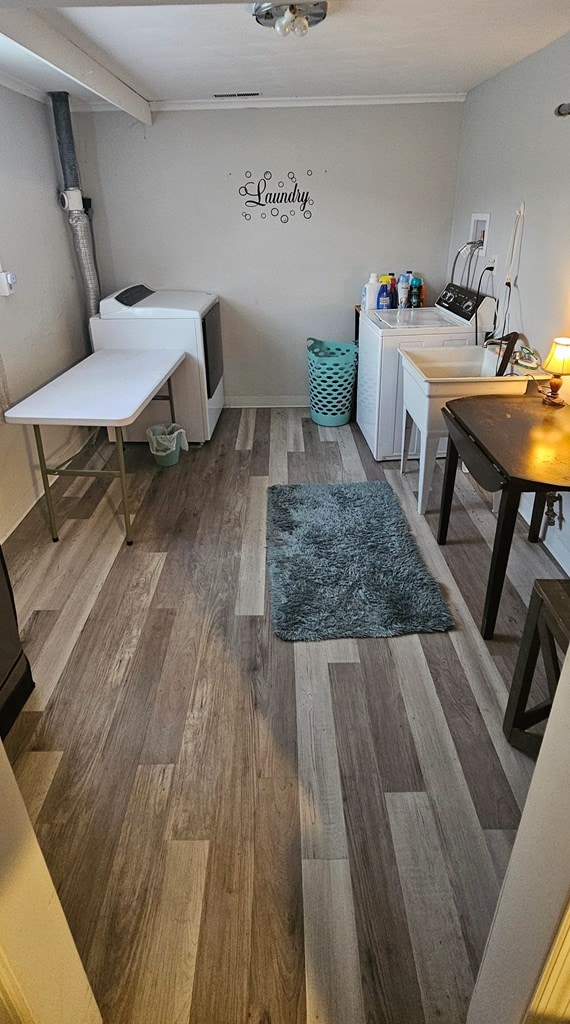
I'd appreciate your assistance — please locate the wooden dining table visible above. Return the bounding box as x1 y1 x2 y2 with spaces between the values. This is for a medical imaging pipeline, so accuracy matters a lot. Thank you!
437 387 570 639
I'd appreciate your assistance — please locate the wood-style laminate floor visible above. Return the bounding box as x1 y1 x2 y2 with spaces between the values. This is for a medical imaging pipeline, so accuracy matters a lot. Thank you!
4 409 565 1024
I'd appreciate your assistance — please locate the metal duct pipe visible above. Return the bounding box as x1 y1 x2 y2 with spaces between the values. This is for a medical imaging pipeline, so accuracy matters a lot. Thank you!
554 103 570 117
49 91 100 320
49 91 80 190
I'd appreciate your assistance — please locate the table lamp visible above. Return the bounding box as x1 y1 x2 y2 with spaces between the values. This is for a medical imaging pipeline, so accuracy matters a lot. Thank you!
541 337 570 407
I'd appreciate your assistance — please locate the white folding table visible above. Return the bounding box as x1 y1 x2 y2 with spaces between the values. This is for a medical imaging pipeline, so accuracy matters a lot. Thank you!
5 349 186 545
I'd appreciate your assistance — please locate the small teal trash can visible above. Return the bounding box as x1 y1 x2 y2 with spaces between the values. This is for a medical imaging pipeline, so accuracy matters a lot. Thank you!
146 423 188 467
307 338 358 427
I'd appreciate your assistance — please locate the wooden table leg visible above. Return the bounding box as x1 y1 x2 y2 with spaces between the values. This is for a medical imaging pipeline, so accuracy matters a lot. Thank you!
537 615 562 699
33 424 59 543
503 586 543 753
528 492 546 542
481 485 521 639
437 435 459 545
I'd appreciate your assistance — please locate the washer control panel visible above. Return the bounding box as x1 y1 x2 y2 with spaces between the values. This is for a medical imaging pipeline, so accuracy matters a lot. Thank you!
435 283 486 323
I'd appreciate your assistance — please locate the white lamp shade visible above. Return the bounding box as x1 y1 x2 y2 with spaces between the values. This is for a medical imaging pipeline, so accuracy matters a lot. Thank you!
542 337 570 376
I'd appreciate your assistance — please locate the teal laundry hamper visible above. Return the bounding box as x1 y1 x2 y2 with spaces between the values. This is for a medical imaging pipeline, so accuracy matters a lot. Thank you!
307 338 358 427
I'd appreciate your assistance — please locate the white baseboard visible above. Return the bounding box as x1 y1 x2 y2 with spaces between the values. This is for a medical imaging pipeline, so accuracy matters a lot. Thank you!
1 427 89 545
225 395 310 409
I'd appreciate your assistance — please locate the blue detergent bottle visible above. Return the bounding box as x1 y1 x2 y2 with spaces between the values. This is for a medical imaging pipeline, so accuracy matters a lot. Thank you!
377 276 391 309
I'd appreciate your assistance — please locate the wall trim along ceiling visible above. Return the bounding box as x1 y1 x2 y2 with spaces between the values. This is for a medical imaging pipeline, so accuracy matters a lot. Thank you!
147 94 466 112
0 75 467 111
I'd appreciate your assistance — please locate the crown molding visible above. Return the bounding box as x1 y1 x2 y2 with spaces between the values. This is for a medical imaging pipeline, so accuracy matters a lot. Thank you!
80 92 465 114
0 78 465 114
151 93 466 111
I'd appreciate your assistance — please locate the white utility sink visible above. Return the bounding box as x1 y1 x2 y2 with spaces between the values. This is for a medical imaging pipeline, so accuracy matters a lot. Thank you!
400 345 548 514
402 345 541 397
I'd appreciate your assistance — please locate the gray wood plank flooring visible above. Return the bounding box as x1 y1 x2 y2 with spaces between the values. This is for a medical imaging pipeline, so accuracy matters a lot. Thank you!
4 410 564 1024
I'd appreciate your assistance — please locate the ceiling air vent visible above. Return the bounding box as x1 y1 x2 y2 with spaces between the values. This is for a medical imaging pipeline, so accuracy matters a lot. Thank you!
213 92 262 99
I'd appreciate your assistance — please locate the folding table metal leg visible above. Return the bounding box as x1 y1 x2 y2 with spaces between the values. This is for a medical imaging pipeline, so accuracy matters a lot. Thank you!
167 376 176 424
115 427 133 545
33 424 59 542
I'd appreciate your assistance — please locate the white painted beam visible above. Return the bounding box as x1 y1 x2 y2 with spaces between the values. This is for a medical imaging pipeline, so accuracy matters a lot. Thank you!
0 10 152 124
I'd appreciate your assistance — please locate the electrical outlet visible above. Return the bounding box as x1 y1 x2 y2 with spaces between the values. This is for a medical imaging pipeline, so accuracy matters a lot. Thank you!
488 255 498 272
0 270 16 296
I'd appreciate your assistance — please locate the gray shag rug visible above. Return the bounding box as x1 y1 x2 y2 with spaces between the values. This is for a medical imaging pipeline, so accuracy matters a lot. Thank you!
266 481 453 641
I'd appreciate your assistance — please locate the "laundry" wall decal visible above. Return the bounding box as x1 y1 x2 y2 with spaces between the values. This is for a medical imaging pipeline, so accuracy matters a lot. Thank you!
239 169 315 223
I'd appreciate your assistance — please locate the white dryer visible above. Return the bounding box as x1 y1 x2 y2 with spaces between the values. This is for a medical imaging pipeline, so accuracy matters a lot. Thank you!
90 284 224 443
356 283 495 461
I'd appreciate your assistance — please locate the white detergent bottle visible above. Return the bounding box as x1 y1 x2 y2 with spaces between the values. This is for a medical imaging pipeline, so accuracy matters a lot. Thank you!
361 273 380 310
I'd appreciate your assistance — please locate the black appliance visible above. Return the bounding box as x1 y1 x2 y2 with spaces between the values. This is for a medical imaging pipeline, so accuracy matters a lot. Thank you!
0 544 34 737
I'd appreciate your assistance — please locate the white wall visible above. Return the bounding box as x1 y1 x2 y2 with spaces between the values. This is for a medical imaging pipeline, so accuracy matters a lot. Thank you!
0 85 89 543
448 32 570 571
0 741 101 1024
75 102 462 405
467 650 570 1024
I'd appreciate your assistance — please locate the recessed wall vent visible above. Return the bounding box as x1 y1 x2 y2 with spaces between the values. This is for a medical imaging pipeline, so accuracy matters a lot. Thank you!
213 92 262 99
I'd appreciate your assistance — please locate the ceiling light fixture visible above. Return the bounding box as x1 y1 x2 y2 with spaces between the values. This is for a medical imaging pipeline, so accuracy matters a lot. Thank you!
275 6 295 37
252 3 328 40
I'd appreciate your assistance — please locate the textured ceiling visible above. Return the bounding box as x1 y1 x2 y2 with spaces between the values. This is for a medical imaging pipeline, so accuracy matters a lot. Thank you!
2 1 570 107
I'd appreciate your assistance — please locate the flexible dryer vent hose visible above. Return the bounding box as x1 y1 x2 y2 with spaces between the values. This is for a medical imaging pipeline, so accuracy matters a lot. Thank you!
68 212 100 321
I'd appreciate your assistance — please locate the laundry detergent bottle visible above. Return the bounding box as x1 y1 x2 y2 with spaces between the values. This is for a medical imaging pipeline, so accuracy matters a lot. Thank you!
410 276 422 308
361 273 380 311
397 273 410 309
377 276 391 310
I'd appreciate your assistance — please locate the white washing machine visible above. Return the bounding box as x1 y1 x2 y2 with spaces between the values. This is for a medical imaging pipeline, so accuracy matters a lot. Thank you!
90 284 224 443
356 283 496 461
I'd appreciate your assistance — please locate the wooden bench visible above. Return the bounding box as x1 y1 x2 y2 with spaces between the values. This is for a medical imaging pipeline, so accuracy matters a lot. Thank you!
503 579 570 759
